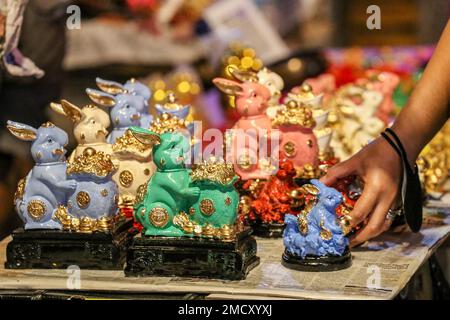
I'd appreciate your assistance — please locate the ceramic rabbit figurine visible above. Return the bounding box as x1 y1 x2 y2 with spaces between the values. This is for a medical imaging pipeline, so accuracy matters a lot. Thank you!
283 179 349 261
7 121 77 230
95 77 153 128
131 127 200 237
86 87 146 143
213 67 278 180
50 100 113 164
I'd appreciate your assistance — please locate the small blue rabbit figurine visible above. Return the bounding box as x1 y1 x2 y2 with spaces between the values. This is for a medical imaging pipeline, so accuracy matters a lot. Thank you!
7 121 77 230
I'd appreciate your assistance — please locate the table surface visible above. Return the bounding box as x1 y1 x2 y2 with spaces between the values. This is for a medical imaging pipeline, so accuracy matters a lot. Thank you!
0 205 449 300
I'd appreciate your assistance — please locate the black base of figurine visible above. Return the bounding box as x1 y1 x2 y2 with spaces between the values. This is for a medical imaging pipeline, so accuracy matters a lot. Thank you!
250 221 285 238
125 227 260 280
281 247 352 271
5 219 133 270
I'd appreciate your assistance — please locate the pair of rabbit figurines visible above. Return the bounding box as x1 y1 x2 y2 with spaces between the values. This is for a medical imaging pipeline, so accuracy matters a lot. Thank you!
7 120 118 231
130 126 240 240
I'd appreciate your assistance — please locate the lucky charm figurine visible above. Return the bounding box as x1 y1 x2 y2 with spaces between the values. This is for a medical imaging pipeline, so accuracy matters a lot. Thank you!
125 128 259 279
5 122 131 270
55 147 119 233
6 121 75 230
50 99 112 164
282 179 351 271
132 128 198 237
213 67 278 181
86 85 146 144
95 77 153 128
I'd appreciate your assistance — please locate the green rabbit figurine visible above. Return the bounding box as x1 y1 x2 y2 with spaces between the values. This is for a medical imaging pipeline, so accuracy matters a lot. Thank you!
131 126 200 237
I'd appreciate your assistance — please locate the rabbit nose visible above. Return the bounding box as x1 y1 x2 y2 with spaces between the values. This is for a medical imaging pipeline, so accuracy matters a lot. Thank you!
52 148 64 155
131 114 141 120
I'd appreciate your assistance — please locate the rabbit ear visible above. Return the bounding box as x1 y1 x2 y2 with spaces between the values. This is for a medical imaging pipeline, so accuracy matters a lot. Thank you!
6 120 38 141
86 88 116 107
50 102 65 116
129 127 161 146
61 100 84 122
213 78 243 96
227 65 258 82
300 183 320 196
96 77 126 95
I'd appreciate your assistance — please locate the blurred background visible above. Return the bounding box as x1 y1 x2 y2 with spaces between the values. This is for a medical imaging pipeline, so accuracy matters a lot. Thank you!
0 0 449 238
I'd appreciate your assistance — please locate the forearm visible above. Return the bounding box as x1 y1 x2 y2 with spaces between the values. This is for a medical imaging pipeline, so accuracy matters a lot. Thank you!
391 20 450 164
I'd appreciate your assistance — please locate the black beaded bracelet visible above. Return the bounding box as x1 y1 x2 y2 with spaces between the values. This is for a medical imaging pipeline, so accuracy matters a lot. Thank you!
380 128 423 232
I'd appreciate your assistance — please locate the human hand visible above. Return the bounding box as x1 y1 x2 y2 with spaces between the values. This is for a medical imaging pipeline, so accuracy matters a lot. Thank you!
320 137 403 247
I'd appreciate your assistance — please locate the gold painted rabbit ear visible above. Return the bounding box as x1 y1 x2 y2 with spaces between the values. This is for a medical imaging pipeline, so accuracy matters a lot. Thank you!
86 89 116 107
60 99 84 123
49 102 65 116
96 77 126 95
301 184 320 196
212 78 243 97
6 121 37 141
130 130 161 146
227 65 258 82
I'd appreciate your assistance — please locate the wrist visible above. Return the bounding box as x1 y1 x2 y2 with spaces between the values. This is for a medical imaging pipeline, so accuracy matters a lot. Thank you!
390 123 423 166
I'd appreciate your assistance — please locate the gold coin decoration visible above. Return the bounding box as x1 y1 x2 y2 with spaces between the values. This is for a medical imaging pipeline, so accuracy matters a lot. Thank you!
119 170 133 187
224 197 232 206
149 207 169 228
200 199 215 216
283 141 296 158
76 191 91 208
100 189 108 197
27 200 46 221
237 154 253 171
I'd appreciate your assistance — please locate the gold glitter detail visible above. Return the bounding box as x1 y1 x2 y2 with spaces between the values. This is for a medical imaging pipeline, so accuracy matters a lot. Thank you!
41 121 55 128
119 170 133 187
100 189 108 197
298 214 308 235
319 216 333 241
112 129 152 154
283 141 296 158
76 191 91 209
199 199 215 216
67 148 116 177
135 182 148 205
149 113 187 134
190 157 236 185
272 101 315 128
149 207 169 228
27 200 46 221
54 205 114 233
173 212 235 240
14 178 26 203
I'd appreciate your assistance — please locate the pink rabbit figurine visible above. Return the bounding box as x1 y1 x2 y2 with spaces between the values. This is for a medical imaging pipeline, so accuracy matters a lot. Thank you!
213 68 278 180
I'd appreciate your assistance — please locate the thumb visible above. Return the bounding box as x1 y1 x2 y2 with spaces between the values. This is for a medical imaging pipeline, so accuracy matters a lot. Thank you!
320 159 357 186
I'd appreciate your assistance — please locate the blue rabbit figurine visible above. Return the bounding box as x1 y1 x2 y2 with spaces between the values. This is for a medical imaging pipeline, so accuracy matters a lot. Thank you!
86 87 146 143
7 121 77 230
94 77 153 129
283 179 349 260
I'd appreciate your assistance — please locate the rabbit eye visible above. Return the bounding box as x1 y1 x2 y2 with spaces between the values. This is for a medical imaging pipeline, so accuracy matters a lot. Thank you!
125 104 130 109
47 138 53 143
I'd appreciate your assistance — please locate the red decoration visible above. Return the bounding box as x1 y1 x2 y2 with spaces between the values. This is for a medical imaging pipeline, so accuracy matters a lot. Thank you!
246 158 301 224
